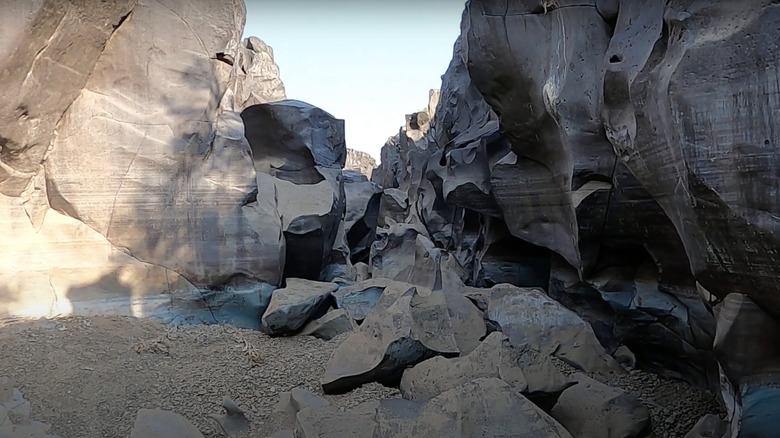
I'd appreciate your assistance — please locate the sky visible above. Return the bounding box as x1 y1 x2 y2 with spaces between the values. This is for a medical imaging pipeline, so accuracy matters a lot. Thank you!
242 0 465 160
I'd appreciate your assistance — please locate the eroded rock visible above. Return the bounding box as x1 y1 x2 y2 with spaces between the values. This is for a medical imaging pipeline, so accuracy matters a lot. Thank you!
300 309 357 340
551 373 651 438
261 279 338 336
375 378 573 438
399 332 569 402
129 409 203 438
486 285 621 373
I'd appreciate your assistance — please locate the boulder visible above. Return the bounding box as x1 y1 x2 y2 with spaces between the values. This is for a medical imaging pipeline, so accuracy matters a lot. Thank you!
129 409 203 438
295 400 379 438
399 332 570 402
300 309 357 340
551 373 651 438
232 36 287 110
333 279 390 322
242 100 346 281
486 284 621 373
344 149 377 177
375 378 573 438
321 280 484 394
261 279 338 336
320 282 434 394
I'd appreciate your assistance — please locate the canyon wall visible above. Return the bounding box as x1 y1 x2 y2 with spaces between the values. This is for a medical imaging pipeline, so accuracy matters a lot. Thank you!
371 1 780 435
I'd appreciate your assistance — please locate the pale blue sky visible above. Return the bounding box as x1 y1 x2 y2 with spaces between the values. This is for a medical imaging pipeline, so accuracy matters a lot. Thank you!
242 0 465 160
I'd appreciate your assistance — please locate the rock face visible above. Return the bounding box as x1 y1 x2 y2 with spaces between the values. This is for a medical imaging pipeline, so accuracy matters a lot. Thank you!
369 0 780 433
0 1 299 318
344 149 377 178
375 378 574 438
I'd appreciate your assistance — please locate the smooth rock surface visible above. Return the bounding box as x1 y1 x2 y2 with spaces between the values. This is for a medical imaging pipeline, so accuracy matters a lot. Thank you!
261 279 338 336
129 409 203 438
375 378 574 438
551 373 651 438
486 285 621 373
399 332 569 402
300 309 357 340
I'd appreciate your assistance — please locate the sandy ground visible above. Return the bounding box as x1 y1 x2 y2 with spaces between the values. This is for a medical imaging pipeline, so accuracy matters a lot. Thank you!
0 316 722 437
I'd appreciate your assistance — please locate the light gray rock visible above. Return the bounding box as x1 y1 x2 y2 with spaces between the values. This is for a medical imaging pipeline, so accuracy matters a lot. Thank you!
321 277 485 394
233 36 287 110
300 309 357 340
44 0 285 289
551 373 651 438
261 279 338 336
399 332 570 402
486 284 621 373
129 409 203 438
344 149 377 178
375 378 573 438
320 282 433 394
295 400 379 438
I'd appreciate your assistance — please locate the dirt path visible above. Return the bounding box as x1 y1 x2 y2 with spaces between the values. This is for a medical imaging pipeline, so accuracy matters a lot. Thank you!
0 316 721 437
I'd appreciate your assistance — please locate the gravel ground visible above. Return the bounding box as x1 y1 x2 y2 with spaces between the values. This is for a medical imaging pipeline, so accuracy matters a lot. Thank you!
0 316 397 437
0 315 722 437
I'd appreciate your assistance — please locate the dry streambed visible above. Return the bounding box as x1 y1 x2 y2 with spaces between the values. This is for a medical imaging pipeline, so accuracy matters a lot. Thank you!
0 316 720 437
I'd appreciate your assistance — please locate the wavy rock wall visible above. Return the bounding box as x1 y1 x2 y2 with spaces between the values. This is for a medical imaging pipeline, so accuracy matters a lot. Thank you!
371 1 780 434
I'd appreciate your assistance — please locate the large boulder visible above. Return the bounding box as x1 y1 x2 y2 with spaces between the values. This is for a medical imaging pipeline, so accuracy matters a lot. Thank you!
261 279 338 336
320 282 433 394
486 284 621 373
550 373 651 438
320 280 484 394
45 0 285 288
295 401 379 438
242 100 346 281
375 378 574 438
399 332 570 402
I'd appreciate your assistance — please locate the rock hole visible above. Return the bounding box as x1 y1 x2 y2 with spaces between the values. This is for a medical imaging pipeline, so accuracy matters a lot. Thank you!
216 52 234 66
609 54 623 64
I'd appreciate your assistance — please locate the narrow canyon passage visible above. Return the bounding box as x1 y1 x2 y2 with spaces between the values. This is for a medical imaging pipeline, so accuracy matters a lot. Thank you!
1 0 779 437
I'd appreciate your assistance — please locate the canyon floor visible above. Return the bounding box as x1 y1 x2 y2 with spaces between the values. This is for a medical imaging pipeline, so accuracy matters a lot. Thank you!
0 316 722 437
